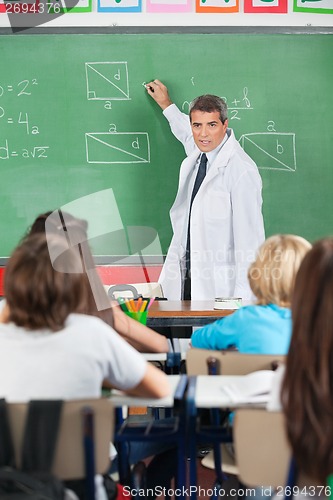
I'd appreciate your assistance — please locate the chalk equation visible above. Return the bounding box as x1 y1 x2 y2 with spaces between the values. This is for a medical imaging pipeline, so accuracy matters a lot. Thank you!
0 140 49 160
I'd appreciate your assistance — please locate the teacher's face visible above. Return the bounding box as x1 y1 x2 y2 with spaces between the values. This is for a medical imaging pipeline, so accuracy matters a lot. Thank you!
190 110 228 153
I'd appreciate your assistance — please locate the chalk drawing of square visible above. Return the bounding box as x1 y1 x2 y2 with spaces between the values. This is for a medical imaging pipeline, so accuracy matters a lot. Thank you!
85 132 150 164
85 62 130 100
239 133 296 172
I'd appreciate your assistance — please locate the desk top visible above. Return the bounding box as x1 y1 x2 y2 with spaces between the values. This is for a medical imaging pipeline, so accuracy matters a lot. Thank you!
147 300 235 328
109 374 182 408
191 375 269 409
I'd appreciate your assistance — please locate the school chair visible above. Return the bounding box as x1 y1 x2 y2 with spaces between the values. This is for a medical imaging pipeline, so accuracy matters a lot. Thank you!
234 408 320 496
233 408 290 488
5 398 114 500
186 348 285 376
186 349 285 499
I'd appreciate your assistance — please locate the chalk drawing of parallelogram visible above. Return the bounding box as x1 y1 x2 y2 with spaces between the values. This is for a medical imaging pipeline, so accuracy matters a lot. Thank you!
85 132 150 164
85 62 130 100
239 133 296 172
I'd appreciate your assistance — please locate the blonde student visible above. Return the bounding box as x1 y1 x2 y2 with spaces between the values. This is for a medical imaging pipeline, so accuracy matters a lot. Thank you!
191 234 311 354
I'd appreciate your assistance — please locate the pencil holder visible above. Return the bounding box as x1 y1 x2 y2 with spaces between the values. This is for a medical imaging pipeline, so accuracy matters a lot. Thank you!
125 311 148 325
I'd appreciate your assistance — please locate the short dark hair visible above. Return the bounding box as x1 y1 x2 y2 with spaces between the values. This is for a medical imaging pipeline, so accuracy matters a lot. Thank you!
19 211 114 328
4 233 92 331
189 95 228 124
29 210 88 237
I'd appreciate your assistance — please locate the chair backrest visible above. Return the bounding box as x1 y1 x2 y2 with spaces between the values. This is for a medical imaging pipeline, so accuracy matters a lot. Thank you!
107 282 164 300
186 348 285 375
7 399 114 480
234 409 290 487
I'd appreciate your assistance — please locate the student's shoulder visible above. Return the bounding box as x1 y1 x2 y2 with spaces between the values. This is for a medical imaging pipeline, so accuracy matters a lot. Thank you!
240 304 291 321
66 313 118 337
235 304 269 320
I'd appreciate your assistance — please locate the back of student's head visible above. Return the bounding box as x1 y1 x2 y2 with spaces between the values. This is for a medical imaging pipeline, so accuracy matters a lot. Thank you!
282 237 333 484
4 233 91 331
248 234 311 307
29 210 88 240
24 210 113 327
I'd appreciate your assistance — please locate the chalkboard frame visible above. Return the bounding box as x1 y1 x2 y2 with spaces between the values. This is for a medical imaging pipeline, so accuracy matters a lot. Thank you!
1 26 333 35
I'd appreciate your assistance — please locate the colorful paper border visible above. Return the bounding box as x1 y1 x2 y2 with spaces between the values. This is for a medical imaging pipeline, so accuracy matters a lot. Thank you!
244 0 287 13
57 0 92 14
97 0 141 12
196 0 239 13
147 0 191 13
293 0 333 14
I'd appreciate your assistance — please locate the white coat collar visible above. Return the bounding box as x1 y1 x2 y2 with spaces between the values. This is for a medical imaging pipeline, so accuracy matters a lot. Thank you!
178 129 235 191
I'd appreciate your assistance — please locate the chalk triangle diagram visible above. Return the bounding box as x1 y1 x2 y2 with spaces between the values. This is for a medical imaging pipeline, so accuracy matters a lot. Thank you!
85 62 130 100
85 132 150 164
239 133 296 172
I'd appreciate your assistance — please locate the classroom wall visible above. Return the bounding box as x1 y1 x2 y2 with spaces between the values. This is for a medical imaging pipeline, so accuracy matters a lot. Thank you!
0 0 333 29
1 0 333 293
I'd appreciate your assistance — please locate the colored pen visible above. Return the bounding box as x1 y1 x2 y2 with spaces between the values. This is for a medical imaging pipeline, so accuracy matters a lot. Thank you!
136 297 143 312
125 298 133 312
147 297 155 310
129 299 136 312
117 297 128 312
140 300 148 312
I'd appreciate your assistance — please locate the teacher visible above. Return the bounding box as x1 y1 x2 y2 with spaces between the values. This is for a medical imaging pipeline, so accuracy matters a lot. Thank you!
146 80 265 301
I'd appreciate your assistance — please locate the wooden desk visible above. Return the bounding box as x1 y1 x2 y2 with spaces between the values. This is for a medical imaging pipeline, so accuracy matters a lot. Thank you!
146 300 235 328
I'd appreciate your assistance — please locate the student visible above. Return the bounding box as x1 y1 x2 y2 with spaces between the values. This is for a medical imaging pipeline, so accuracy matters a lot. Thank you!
271 238 333 486
146 80 265 301
191 234 311 354
0 233 170 401
0 233 173 498
26 210 169 353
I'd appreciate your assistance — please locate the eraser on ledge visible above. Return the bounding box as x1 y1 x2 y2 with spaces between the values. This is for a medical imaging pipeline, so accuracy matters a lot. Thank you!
214 297 242 310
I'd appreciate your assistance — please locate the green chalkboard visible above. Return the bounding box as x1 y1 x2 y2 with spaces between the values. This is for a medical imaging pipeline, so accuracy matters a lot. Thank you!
0 32 333 257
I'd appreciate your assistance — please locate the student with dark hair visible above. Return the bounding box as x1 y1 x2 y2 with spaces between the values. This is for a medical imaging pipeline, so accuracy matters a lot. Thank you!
0 232 175 498
0 233 170 401
24 210 169 353
278 238 333 486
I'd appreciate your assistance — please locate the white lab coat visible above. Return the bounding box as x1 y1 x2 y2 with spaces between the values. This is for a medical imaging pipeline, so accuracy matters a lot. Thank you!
159 104 265 301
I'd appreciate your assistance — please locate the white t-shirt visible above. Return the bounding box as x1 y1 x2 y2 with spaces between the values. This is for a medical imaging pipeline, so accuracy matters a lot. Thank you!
0 313 147 402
